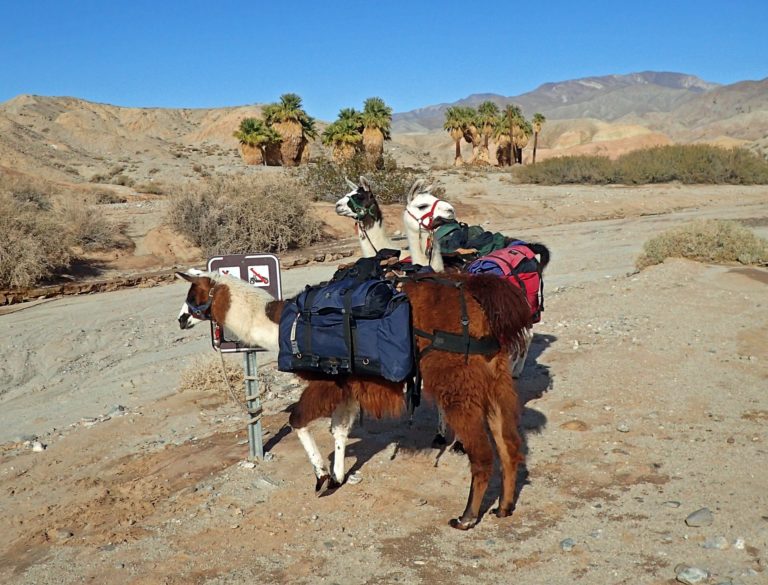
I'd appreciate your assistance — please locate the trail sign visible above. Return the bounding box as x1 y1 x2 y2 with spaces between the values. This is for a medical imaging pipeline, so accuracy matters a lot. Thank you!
207 254 282 353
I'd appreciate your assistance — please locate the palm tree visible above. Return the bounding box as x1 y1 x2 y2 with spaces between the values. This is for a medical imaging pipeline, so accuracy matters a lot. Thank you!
322 109 363 163
532 113 546 165
512 118 532 164
493 123 513 167
474 101 499 165
360 97 393 169
443 106 471 166
233 117 281 166
262 93 316 166
499 104 524 165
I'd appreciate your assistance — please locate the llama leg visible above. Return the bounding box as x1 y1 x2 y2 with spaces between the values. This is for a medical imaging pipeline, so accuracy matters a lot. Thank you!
442 406 494 530
295 427 331 492
330 398 360 487
432 408 448 448
511 327 533 378
289 379 346 493
488 392 524 518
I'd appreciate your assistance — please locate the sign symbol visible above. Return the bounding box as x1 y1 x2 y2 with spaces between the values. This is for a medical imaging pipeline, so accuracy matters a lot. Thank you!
249 266 269 285
222 269 230 275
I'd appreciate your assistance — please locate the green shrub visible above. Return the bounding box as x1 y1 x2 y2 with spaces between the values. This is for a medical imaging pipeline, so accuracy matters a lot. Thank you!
636 219 768 270
167 174 323 256
298 152 421 204
517 145 768 185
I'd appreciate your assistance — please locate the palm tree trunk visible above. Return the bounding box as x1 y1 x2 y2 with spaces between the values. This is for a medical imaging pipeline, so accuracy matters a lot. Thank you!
454 138 463 166
533 132 539 165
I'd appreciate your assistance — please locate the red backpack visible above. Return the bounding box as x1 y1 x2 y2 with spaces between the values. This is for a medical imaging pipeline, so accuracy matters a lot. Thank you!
466 242 544 323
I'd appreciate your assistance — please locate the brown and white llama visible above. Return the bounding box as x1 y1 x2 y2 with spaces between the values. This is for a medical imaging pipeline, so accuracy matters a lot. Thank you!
177 267 532 529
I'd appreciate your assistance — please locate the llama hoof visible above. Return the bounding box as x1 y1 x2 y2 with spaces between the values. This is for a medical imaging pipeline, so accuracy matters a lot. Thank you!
431 434 448 448
450 441 466 455
314 474 330 495
493 505 514 518
449 517 477 531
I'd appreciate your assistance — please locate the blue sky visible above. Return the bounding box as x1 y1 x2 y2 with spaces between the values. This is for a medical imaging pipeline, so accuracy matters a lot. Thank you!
1 1 766 121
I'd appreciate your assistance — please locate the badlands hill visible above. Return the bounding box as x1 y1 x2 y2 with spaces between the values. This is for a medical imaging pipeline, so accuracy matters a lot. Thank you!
1 71 767 183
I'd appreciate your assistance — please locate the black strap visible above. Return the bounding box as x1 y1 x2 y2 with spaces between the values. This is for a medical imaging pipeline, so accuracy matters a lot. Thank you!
301 288 321 358
413 327 500 357
343 288 355 371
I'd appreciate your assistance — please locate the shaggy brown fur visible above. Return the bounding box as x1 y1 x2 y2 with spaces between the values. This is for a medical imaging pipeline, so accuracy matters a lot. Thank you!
179 270 531 529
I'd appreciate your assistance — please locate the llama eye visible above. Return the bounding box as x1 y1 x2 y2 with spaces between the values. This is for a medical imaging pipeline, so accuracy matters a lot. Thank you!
416 204 428 210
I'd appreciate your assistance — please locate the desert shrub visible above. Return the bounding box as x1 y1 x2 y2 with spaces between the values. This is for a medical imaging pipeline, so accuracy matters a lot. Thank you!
58 199 123 251
168 174 323 255
298 152 421 204
92 189 128 204
636 219 768 270
517 145 768 185
0 193 73 288
134 181 166 195
516 155 615 184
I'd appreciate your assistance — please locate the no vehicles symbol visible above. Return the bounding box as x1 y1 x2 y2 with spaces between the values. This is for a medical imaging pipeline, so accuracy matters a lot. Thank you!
248 265 270 287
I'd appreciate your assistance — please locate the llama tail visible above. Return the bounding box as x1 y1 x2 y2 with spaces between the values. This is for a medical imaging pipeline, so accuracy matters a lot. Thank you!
464 275 532 359
527 242 550 270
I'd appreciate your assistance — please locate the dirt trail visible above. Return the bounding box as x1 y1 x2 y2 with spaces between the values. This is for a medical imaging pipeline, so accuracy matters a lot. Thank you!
1 184 767 585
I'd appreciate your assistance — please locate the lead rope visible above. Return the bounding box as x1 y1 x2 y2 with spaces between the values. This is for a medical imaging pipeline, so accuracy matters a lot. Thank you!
218 349 248 413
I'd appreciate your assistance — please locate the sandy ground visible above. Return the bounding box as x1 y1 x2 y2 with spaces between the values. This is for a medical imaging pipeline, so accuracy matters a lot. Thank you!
1 182 767 585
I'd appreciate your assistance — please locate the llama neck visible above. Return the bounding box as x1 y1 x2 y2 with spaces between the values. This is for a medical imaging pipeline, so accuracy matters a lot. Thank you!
357 219 399 258
219 284 280 352
405 226 444 271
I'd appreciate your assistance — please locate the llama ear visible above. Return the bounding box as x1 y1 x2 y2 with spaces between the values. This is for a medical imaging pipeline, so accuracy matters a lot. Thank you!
176 272 195 282
344 177 358 191
359 176 372 192
407 179 424 203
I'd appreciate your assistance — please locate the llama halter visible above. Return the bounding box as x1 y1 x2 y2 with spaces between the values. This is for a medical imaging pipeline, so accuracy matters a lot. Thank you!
406 198 444 231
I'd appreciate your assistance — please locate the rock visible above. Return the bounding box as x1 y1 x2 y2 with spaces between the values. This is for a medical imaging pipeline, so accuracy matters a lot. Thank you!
560 538 576 552
685 508 714 527
560 420 589 431
293 257 309 266
675 566 709 584
733 537 746 550
108 405 127 417
31 441 46 452
616 422 630 432
663 501 682 508
701 535 729 549
313 253 326 263
47 528 74 541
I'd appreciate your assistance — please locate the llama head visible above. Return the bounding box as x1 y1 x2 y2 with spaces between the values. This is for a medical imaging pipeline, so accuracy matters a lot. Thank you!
403 179 455 235
176 270 216 322
335 176 382 228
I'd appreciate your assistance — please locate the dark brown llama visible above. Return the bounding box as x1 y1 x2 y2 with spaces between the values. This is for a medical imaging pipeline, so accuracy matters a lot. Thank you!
177 269 532 529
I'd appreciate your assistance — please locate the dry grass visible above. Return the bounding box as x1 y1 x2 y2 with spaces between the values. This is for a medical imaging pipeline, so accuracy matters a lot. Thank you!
167 173 323 255
177 353 244 395
636 219 768 270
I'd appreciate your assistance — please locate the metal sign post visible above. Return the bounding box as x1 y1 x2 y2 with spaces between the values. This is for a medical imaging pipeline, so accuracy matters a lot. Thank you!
206 254 282 460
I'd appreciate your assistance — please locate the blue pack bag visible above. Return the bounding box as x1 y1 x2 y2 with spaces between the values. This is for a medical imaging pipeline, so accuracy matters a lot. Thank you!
278 271 413 382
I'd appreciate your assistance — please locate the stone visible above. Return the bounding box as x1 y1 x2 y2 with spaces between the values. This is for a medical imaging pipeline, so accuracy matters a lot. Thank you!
675 566 709 584
685 508 714 527
701 535 729 550
560 538 576 552
31 441 46 452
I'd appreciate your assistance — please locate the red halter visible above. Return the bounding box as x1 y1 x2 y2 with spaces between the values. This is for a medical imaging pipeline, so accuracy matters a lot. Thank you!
407 198 443 231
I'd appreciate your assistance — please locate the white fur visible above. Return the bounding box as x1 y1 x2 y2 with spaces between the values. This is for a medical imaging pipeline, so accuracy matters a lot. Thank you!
296 427 329 479
330 398 360 483
197 271 280 352
403 187 455 271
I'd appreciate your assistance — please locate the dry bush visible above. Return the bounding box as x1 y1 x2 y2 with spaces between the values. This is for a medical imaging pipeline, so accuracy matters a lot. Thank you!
636 219 768 270
177 353 244 395
0 189 73 288
517 145 768 185
298 152 422 204
58 199 123 251
168 173 323 256
0 172 126 287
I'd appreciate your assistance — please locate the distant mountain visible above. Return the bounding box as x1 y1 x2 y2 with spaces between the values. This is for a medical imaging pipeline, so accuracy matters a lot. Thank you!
392 72 720 133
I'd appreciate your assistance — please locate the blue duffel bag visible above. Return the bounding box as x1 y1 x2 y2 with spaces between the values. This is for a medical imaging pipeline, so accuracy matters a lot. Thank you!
278 271 413 383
